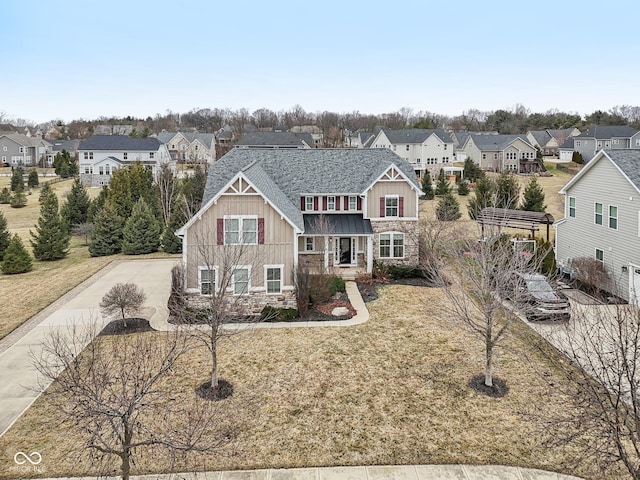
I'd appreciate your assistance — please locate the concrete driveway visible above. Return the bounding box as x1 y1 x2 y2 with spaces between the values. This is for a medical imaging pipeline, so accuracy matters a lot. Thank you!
0 258 178 437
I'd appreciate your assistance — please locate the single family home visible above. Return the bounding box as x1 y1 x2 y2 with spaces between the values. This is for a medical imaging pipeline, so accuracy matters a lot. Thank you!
571 125 639 162
458 133 538 173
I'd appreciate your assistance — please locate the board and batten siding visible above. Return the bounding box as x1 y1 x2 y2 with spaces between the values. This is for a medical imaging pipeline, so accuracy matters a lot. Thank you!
184 194 295 291
367 180 417 218
556 157 640 300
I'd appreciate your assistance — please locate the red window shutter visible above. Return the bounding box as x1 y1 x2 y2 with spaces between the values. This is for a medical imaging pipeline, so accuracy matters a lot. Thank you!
336 196 340 211
300 197 305 211
314 197 318 210
217 218 224 245
322 196 327 210
380 197 385 217
258 218 265 244
344 196 349 210
357 197 362 210
399 197 404 217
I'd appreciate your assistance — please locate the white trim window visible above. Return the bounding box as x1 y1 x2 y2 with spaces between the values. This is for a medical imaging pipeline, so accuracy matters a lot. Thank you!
569 197 576 218
385 195 399 217
264 265 283 294
224 216 257 245
327 196 336 211
232 266 250 295
595 248 604 264
305 196 314 211
198 266 217 295
349 196 357 211
305 237 314 251
379 232 404 259
595 202 603 226
609 205 618 230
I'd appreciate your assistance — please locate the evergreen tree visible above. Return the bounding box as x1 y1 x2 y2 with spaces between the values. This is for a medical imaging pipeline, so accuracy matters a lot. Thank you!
10 186 27 208
495 170 520 209
11 166 24 192
30 189 70 261
435 169 451 196
39 182 52 203
0 187 10 204
53 149 75 178
87 186 109 223
0 211 10 261
122 197 161 255
28 169 39 188
572 151 584 165
463 158 484 183
89 204 124 257
457 179 470 196
161 201 187 254
61 178 90 228
181 164 207 215
436 192 462 221
467 176 495 220
1 234 32 274
520 176 547 212
108 162 157 219
421 173 434 200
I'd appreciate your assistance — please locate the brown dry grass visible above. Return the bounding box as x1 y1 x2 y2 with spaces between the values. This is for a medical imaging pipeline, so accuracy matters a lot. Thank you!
0 283 620 480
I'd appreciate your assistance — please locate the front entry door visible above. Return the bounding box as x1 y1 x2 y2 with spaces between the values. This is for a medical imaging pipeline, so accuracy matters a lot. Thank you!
335 237 356 265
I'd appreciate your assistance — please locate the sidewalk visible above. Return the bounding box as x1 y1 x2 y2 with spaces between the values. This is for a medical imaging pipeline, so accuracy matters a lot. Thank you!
30 464 584 479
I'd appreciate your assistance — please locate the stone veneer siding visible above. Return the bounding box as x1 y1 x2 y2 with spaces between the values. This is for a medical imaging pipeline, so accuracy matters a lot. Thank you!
370 219 419 266
80 173 112 187
186 289 297 317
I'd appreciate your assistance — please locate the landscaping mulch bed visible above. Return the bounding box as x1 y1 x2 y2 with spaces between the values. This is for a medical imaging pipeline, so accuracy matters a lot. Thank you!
357 276 440 303
98 318 155 336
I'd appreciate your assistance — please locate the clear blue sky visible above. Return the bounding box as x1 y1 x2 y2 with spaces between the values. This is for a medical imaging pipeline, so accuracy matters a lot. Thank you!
2 0 639 124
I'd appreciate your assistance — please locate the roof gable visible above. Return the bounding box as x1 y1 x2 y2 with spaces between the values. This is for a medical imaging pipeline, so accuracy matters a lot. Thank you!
560 150 640 195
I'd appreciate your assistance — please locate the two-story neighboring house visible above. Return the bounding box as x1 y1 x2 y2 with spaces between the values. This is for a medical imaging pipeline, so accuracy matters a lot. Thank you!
176 148 421 313
458 133 538 172
77 135 173 187
555 150 640 304
526 128 581 157
236 131 312 149
157 131 216 164
0 133 54 167
571 125 639 162
369 128 454 180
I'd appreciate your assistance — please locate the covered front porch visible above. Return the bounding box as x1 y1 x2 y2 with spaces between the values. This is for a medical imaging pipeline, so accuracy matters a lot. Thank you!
299 214 374 278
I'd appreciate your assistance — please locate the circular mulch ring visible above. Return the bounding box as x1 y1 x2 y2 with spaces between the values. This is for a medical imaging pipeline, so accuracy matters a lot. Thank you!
196 379 234 401
98 318 155 336
468 375 509 398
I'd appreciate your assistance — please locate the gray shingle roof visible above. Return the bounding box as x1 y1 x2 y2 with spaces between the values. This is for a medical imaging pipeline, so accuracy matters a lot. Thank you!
559 137 575 149
156 132 215 148
0 133 50 147
201 149 420 231
528 130 551 147
381 128 453 144
576 125 638 139
469 133 532 151
605 150 640 189
237 131 305 147
79 135 162 151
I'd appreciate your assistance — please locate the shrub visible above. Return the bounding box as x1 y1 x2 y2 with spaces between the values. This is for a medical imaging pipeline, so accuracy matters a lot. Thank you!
1 234 32 274
571 257 610 297
309 274 333 304
0 187 10 204
329 276 346 295
261 306 299 322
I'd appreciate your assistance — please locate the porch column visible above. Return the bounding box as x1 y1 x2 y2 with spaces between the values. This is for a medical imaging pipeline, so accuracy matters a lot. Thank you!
324 236 329 272
366 235 373 274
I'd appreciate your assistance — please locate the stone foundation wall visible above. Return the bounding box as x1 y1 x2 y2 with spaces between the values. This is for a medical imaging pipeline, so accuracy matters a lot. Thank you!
186 289 297 317
370 219 419 266
80 173 111 188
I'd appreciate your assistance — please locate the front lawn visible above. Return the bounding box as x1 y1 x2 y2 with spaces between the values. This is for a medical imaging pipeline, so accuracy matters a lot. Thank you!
0 283 613 479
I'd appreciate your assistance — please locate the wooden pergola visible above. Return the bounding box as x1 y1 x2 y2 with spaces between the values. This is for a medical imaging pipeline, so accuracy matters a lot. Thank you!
477 207 556 242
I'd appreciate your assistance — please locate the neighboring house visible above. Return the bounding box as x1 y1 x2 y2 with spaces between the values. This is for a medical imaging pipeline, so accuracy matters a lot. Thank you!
290 125 324 148
176 148 421 313
571 125 639 162
94 124 134 135
50 139 80 158
344 130 376 148
555 149 640 305
369 127 454 179
0 133 53 167
236 131 312 148
458 133 538 172
77 135 173 187
526 128 581 157
216 126 234 145
157 131 216 164
558 137 576 161
451 131 499 161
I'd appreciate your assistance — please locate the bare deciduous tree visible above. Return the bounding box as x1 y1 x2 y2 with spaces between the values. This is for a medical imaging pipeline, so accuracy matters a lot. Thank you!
32 323 226 480
157 162 178 228
440 229 548 388
100 282 146 327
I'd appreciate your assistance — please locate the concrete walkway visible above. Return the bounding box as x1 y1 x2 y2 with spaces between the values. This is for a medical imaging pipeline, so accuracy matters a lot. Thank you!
0 258 178 437
29 464 584 479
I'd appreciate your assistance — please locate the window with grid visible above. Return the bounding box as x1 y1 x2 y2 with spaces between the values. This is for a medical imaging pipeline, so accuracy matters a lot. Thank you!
305 196 314 211
199 268 216 295
569 197 575 218
349 196 357 210
609 205 618 229
595 248 604 264
327 196 335 211
233 268 249 295
224 217 257 244
379 233 404 258
595 203 603 225
305 237 314 251
265 267 282 294
385 196 398 217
